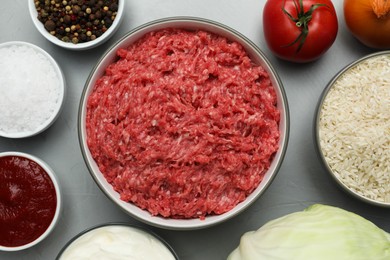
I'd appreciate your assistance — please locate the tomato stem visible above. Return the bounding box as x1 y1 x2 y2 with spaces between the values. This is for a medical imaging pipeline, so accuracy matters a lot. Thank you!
371 0 390 18
282 0 328 53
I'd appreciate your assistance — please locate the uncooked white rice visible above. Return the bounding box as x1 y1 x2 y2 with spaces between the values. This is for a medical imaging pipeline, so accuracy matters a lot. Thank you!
319 54 390 203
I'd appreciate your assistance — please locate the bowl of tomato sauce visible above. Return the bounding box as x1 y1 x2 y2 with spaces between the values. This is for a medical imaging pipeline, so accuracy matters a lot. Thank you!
0 152 62 251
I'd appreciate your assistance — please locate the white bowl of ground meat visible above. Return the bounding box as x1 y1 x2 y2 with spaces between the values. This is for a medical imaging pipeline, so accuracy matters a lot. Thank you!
315 51 390 208
79 17 290 229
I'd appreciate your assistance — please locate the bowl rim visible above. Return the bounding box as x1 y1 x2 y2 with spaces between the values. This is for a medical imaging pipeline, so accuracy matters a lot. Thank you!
0 41 66 139
55 222 179 260
0 151 62 251
314 50 390 208
78 16 290 229
28 0 125 50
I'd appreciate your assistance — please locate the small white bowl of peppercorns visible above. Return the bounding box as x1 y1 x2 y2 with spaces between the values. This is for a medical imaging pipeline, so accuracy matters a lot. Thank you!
29 0 124 51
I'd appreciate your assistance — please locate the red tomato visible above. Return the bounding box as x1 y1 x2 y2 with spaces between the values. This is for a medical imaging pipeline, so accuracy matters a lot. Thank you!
263 0 338 63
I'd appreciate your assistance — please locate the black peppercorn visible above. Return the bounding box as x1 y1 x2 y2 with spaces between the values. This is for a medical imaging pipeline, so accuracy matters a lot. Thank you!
44 19 56 31
94 10 102 19
79 33 87 42
110 3 118 12
96 0 103 8
56 27 65 35
95 30 102 37
63 14 71 24
34 0 119 44
104 17 112 27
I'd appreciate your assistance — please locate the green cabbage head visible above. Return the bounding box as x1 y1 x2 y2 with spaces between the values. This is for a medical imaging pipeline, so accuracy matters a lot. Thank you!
228 204 390 260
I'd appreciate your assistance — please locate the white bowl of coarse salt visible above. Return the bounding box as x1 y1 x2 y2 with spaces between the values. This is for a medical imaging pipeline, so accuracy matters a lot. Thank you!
315 51 390 208
0 41 65 138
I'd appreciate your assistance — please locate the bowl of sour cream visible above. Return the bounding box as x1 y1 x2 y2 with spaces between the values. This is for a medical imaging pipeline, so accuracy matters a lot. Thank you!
57 223 179 259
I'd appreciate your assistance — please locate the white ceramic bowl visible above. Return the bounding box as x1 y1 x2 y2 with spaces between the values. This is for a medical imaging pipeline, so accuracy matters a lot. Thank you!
28 0 125 51
0 41 65 138
315 51 390 208
78 17 289 230
56 223 179 260
0 152 62 251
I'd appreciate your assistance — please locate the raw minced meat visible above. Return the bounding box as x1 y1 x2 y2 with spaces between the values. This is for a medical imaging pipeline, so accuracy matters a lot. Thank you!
86 28 280 219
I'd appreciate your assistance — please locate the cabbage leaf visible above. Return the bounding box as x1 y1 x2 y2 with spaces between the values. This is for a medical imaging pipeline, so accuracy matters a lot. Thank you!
228 204 390 260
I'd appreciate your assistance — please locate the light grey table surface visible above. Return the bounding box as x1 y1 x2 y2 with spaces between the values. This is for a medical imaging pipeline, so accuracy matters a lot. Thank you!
1 1 389 259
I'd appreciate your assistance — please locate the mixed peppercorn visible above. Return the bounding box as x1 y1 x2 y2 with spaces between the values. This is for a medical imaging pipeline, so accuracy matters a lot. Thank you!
34 0 119 44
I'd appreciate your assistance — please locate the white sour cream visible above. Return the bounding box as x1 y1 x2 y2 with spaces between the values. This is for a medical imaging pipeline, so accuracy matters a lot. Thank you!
60 225 176 260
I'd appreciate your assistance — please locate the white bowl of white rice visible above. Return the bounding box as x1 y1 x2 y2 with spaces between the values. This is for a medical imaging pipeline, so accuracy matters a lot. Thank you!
0 41 66 138
315 51 390 207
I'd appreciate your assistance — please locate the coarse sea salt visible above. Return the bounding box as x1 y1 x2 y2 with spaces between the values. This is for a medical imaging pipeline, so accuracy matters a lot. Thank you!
0 43 63 137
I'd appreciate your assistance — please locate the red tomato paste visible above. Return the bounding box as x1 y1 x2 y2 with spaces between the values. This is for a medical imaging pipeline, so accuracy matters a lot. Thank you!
0 155 57 247
86 28 280 219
